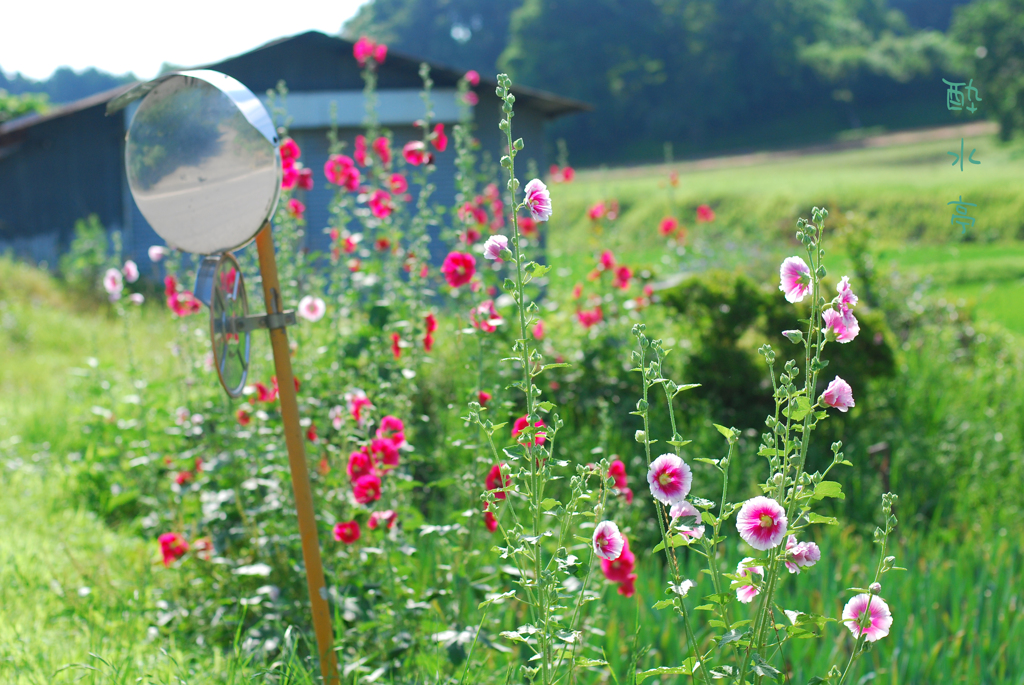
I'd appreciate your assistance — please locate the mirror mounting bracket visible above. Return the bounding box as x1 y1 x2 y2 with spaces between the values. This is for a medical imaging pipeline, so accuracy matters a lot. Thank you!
213 311 296 334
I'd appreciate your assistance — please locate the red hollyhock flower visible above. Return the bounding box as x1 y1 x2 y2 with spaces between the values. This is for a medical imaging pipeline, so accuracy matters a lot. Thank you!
159 532 189 567
333 520 361 544
297 167 313 190
287 198 305 219
478 391 492 406
235 409 251 426
391 332 401 359
512 415 546 445
441 251 476 288
354 135 367 166
367 509 398 530
279 138 301 165
562 166 575 182
608 459 628 489
486 463 510 499
432 123 448 151
167 291 201 317
306 422 318 442
389 173 408 194
697 204 715 223
519 216 537 237
373 43 387 64
175 470 193 486
255 381 277 403
369 438 400 470
577 306 603 329
324 154 361 190
599 250 616 271
403 140 427 166
659 216 679 236
368 189 394 218
271 375 300 396
352 474 382 504
372 136 392 165
601 534 637 596
612 266 633 290
484 507 498 533
347 451 375 480
376 415 406 447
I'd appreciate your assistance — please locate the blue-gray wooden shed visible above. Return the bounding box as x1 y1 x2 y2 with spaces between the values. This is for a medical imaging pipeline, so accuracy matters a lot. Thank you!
0 31 586 267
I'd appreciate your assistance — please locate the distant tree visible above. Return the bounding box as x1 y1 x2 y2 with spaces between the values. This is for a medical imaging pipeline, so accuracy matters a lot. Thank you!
0 89 49 124
0 65 133 105
951 0 1024 141
342 0 523 74
889 0 974 30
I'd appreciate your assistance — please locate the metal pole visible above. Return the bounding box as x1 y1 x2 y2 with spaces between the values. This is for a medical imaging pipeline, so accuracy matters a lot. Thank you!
255 223 340 685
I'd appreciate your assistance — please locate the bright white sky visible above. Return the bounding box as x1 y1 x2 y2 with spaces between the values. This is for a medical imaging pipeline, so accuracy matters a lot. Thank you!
3 0 372 81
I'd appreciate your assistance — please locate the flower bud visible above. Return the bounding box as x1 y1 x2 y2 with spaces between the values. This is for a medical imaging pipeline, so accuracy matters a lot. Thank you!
869 582 881 594
635 430 646 443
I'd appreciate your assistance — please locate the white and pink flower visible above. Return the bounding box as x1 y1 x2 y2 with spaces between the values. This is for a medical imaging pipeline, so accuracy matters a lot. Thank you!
821 376 855 412
345 389 374 425
646 454 692 506
842 593 893 642
669 500 705 540
779 256 811 303
836 276 858 307
103 268 123 300
148 245 168 262
592 520 625 560
122 260 139 283
736 496 788 550
483 235 508 260
785 535 822 573
328 405 344 430
736 558 764 604
523 179 552 222
298 296 326 322
822 308 859 343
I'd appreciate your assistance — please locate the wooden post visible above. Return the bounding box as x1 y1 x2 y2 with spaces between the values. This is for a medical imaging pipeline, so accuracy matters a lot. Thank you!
255 223 340 685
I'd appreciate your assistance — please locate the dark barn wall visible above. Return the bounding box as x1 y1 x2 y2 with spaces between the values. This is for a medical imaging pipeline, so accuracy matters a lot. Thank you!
0 104 125 266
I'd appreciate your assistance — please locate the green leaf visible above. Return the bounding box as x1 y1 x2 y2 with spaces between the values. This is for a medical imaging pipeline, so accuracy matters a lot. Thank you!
652 598 675 610
674 383 701 394
700 511 718 526
667 439 693 448
539 363 570 372
479 590 516 608
718 628 748 648
713 424 735 441
751 653 783 681
540 498 560 511
694 458 720 467
813 481 845 500
808 512 839 525
636 660 698 683
574 657 608 668
783 396 812 421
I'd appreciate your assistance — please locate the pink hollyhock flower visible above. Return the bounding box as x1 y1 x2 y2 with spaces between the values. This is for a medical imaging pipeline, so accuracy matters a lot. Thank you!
519 216 537 236
600 534 635 583
403 140 427 165
122 260 139 283
836 276 858 307
478 391 492 406
599 250 616 271
148 245 168 262
324 154 361 190
328 405 343 430
464 70 480 86
613 266 633 290
461 227 482 246
297 167 313 190
236 409 251 426
577 306 603 329
425 312 438 334
175 470 193 486
346 389 373 424
352 474 382 504
306 423 318 442
279 137 301 165
646 454 692 506
736 496 788 550
368 189 394 218
669 500 705 540
822 376 855 412
608 459 628 489
373 43 387 63
471 299 502 333
367 509 397 530
512 415 546 445
354 135 368 166
735 557 764 603
389 173 408 194
483 235 507 260
532 320 545 340
486 463 510 499
353 36 376 66
822 307 860 343
424 332 434 352
103 268 123 299
588 202 606 221
333 520 361 544
483 507 498 533
391 332 402 359
287 198 305 219
376 415 406 447
593 520 625 560
779 256 812 303
432 123 448 151
463 91 479 106
843 593 893 642
785 535 822 573
659 216 679 236
523 179 552 222
297 295 326 322
441 251 476 288
168 291 201 317
281 165 298 190
372 136 391 164
163 274 178 296
159 533 189 567
562 166 575 182
347 451 375 480
128 293 144 305
370 438 399 470
271 375 300 396
696 204 715 222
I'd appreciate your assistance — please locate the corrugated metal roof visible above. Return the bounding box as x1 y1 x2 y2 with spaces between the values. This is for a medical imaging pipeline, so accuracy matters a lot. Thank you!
0 31 589 140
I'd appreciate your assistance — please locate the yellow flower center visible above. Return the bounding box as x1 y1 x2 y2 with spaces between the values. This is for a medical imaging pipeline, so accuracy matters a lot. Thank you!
659 472 674 486
759 514 774 528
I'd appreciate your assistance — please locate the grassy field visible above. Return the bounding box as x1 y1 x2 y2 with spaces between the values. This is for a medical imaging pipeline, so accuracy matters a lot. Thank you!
1 127 1022 683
